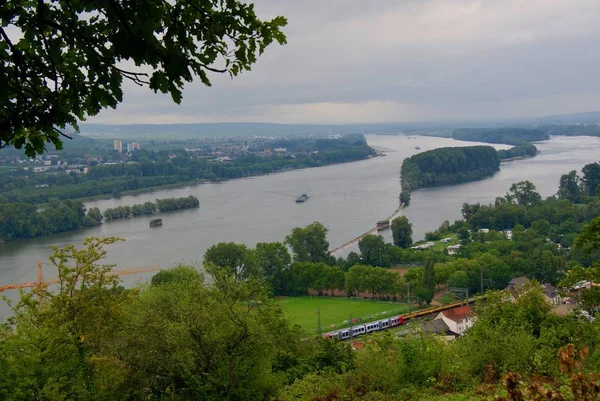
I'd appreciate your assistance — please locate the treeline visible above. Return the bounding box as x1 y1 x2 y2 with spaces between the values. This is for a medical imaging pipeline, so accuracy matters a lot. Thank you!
103 196 199 220
0 196 199 241
0 137 375 205
497 142 538 160
0 199 102 242
452 127 549 145
401 146 500 191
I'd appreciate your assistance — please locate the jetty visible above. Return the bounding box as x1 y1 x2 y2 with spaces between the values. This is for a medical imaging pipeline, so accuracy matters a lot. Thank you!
329 203 405 254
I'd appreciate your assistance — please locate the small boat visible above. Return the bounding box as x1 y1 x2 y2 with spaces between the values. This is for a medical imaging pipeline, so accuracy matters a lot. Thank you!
415 146 421 150
296 194 309 203
376 220 390 230
149 218 163 228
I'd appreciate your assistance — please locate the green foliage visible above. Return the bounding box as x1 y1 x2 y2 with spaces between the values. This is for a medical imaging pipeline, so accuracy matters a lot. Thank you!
508 181 542 206
204 242 254 280
423 258 436 293
358 234 389 266
400 190 411 206
0 199 86 241
345 265 403 299
392 216 413 248
497 143 538 160
254 242 292 295
150 265 203 286
285 222 334 265
557 170 584 202
0 0 287 156
582 162 600 196
401 146 500 191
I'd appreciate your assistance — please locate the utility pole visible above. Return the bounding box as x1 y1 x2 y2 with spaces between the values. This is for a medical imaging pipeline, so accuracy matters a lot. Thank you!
317 308 321 335
379 248 382 267
407 283 411 312
349 314 353 338
480 266 484 294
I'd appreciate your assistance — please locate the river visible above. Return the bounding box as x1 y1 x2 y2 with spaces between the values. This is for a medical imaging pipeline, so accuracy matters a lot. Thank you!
1 134 599 297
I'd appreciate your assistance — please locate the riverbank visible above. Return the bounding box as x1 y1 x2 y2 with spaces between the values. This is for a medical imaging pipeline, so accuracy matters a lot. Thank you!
41 152 386 207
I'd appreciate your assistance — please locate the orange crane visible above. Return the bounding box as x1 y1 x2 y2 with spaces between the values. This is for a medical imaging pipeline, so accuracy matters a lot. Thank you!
0 261 162 292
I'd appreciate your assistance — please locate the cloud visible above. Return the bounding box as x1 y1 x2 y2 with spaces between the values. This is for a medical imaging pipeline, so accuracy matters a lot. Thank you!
88 0 600 125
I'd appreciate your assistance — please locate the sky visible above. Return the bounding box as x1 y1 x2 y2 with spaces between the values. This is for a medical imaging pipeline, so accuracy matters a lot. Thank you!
89 0 600 125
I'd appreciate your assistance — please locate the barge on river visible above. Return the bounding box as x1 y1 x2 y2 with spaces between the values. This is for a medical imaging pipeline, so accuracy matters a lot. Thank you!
376 220 390 230
149 218 163 228
296 194 309 203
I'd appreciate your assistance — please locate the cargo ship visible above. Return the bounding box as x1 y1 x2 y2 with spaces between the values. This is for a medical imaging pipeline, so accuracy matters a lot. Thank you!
296 194 309 203
376 220 390 230
149 218 163 228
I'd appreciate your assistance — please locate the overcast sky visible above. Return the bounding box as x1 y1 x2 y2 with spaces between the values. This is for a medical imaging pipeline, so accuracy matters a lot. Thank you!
89 0 600 125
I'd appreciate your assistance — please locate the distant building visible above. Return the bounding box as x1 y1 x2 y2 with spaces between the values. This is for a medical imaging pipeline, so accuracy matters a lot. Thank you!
273 147 287 153
127 142 140 152
503 230 513 240
113 140 123 152
479 228 490 233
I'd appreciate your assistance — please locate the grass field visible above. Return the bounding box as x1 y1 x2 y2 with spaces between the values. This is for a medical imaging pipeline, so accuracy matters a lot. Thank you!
278 296 411 333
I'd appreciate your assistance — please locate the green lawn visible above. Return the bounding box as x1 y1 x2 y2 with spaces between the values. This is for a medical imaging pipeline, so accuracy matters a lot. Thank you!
278 296 410 333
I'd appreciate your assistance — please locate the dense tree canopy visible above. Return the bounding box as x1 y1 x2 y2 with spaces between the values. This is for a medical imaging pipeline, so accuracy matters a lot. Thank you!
0 0 287 156
401 146 500 191
391 216 413 249
285 222 334 265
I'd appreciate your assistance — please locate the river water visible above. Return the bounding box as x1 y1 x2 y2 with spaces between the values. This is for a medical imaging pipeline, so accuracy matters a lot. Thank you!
1 134 599 295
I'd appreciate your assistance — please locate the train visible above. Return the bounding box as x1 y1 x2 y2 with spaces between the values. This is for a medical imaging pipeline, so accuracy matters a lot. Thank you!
322 299 473 341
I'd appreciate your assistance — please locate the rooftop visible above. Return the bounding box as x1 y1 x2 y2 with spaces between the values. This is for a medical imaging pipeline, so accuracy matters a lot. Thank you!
441 305 474 323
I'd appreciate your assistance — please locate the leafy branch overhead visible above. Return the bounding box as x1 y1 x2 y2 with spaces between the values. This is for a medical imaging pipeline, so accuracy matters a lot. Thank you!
0 0 287 156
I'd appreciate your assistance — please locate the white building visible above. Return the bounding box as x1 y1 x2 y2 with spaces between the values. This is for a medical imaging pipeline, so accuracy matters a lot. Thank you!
435 305 476 336
113 140 123 152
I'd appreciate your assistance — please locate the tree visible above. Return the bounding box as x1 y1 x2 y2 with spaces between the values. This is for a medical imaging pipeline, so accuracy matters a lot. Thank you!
1 1 287 156
86 207 103 223
253 242 291 295
448 270 469 289
0 237 130 399
391 216 413 248
204 242 255 279
582 162 600 196
358 234 388 266
285 222 334 264
457 227 471 245
557 170 583 202
151 265 203 286
508 181 542 206
422 258 435 293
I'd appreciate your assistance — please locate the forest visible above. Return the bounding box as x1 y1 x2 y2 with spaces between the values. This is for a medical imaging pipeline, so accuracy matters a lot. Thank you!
401 146 500 191
0 196 199 241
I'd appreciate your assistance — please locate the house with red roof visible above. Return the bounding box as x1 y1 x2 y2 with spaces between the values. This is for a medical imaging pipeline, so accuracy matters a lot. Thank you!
434 304 476 336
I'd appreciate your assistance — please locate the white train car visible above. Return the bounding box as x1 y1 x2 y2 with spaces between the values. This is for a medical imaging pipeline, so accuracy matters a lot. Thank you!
323 315 405 340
